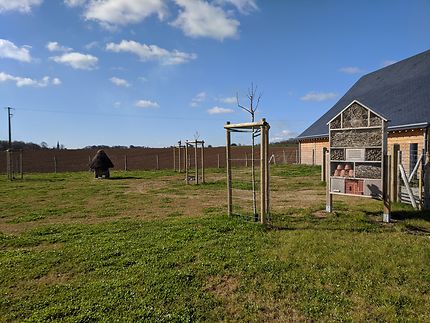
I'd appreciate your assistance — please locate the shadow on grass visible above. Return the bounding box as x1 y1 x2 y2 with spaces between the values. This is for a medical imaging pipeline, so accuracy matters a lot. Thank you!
109 176 143 180
390 209 430 222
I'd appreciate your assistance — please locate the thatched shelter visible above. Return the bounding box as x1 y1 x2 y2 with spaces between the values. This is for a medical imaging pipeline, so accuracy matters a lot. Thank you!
90 150 114 178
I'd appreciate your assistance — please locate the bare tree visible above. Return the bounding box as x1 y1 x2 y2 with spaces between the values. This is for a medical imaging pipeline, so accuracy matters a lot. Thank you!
237 83 262 220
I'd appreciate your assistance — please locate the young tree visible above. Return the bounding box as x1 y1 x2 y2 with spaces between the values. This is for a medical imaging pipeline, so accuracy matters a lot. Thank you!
236 83 262 220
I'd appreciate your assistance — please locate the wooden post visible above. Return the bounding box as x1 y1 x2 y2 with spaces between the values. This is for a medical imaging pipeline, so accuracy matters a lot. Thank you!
283 150 286 164
424 152 430 210
391 145 400 202
185 142 189 184
201 141 205 183
397 150 402 201
265 126 270 217
260 125 267 224
173 147 176 171
178 142 182 173
383 155 391 222
321 147 328 182
326 153 332 212
296 149 299 164
19 151 23 179
217 154 220 169
124 155 128 171
226 124 232 216
194 141 198 184
419 149 424 209
54 156 57 173
245 152 248 167
272 153 276 165
156 154 159 170
6 150 11 180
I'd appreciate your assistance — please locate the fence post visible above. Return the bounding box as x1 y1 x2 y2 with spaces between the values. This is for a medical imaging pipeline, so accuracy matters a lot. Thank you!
383 154 391 222
124 155 128 171
283 150 286 164
54 156 57 173
245 152 248 167
321 147 327 182
20 150 23 179
173 147 176 171
397 150 402 201
217 154 220 169
156 154 159 170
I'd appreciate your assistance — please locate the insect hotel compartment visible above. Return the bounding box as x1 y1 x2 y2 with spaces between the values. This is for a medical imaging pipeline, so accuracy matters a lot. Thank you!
331 163 354 177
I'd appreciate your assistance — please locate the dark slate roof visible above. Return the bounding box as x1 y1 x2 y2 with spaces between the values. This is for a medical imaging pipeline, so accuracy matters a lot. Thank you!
298 49 430 139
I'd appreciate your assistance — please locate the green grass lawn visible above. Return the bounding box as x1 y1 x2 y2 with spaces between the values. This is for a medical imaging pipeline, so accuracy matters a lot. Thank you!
1 165 429 321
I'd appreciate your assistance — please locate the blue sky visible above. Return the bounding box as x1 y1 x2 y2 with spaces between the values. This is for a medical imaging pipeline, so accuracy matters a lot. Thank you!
0 0 429 148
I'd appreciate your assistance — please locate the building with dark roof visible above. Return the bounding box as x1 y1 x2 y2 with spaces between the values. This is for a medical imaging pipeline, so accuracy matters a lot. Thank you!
297 49 430 173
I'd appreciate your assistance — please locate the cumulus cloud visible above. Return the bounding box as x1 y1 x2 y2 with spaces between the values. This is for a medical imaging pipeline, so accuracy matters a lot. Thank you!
338 66 363 74
46 41 72 52
300 91 337 102
0 72 61 87
51 52 98 70
0 39 32 62
135 99 159 108
190 91 206 107
83 0 166 28
207 106 234 115
52 77 62 85
0 0 42 13
220 96 236 104
64 0 86 7
110 76 130 87
215 0 258 14
106 40 197 65
172 0 240 40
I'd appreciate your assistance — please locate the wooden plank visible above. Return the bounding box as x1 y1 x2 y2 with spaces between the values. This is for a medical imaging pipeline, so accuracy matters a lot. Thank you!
391 145 399 202
399 163 418 209
321 147 327 182
201 142 205 183
224 119 267 129
408 153 423 183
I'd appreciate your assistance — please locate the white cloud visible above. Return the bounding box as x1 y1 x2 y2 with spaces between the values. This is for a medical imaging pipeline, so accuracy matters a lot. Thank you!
84 0 166 28
46 41 72 52
0 39 32 62
190 91 206 107
0 0 42 13
382 60 397 67
135 99 159 108
64 0 87 7
215 0 258 14
172 0 240 40
85 41 100 50
0 72 61 87
300 91 337 102
51 52 98 70
106 40 197 65
339 66 363 74
110 76 130 87
207 106 234 115
52 77 62 85
220 96 236 104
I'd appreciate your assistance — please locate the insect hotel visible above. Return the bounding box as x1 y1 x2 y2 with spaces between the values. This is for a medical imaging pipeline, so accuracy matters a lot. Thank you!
326 100 391 222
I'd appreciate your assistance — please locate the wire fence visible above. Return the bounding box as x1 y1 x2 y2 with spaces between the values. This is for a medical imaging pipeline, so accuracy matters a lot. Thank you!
0 146 298 174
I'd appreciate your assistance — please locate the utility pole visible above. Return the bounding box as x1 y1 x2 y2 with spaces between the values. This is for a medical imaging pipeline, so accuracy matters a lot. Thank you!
7 107 13 149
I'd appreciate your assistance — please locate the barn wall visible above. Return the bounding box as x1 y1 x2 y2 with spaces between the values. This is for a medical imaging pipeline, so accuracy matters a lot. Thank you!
299 139 329 165
387 128 425 175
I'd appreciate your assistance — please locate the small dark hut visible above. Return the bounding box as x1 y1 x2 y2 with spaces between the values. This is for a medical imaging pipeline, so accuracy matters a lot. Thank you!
89 150 114 178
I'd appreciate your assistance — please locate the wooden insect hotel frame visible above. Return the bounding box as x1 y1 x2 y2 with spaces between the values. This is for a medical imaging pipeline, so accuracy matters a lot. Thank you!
184 140 205 184
224 119 270 224
326 100 391 222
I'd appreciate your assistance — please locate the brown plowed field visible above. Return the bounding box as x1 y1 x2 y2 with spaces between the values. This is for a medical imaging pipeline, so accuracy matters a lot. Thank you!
1 146 298 174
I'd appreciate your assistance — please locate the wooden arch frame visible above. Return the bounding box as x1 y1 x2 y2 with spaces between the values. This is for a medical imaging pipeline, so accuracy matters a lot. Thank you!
185 140 205 184
224 118 270 224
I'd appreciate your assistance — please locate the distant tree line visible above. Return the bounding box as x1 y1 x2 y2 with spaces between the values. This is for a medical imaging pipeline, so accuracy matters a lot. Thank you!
0 140 50 151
